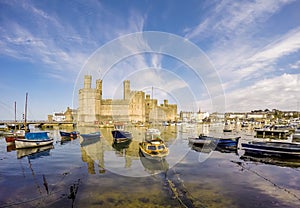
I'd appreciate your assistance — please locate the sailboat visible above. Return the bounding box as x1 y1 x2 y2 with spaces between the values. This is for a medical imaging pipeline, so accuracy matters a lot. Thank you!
5 96 28 144
14 93 54 149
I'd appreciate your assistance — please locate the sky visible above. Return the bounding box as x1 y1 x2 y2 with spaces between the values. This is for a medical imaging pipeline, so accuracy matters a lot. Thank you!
0 0 299 120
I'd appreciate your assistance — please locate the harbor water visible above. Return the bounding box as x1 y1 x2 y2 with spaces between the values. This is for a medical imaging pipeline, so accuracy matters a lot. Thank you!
0 124 299 208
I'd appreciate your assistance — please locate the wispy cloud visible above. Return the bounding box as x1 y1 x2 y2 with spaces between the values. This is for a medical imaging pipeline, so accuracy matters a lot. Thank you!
185 0 293 40
0 1 146 81
184 0 300 111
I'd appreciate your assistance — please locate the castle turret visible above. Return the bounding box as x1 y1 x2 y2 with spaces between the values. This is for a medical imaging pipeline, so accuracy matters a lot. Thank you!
164 99 168 106
96 79 103 100
123 80 130 100
84 75 92 89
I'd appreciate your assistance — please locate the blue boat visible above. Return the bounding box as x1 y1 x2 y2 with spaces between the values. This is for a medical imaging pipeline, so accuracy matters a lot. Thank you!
59 131 78 138
214 137 240 149
111 123 132 142
189 134 240 151
241 141 300 158
80 132 101 147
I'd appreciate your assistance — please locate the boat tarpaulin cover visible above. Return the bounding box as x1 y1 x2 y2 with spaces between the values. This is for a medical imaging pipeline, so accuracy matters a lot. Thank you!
25 132 49 140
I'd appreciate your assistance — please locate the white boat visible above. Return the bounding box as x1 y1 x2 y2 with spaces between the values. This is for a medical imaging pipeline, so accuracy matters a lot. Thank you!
293 128 300 141
145 128 161 140
15 132 54 149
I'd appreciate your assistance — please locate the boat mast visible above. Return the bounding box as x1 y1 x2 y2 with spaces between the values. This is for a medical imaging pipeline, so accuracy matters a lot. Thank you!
14 101 17 131
24 92 28 132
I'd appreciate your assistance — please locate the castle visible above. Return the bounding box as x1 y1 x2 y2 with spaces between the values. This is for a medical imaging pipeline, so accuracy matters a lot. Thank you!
77 75 177 126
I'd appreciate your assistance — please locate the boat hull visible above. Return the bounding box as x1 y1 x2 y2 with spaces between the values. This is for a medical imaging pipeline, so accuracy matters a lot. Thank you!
15 138 54 149
80 132 101 147
112 130 132 140
139 140 169 160
242 142 300 158
60 131 78 138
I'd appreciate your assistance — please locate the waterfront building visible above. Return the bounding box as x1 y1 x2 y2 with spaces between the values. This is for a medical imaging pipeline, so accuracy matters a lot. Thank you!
179 110 209 123
77 75 177 126
47 107 77 122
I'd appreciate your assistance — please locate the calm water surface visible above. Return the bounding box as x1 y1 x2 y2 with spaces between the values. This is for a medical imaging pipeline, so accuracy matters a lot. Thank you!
0 124 299 208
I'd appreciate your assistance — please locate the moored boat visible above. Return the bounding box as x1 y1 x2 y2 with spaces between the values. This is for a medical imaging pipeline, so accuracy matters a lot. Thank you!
292 128 300 142
214 137 240 149
188 134 214 145
241 141 300 158
59 131 79 138
80 132 101 147
5 130 26 144
223 122 232 132
15 132 54 149
188 134 239 149
139 138 169 160
111 123 132 142
145 128 161 140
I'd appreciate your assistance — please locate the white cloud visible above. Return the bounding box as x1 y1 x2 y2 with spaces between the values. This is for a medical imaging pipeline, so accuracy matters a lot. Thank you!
185 0 293 40
224 73 299 111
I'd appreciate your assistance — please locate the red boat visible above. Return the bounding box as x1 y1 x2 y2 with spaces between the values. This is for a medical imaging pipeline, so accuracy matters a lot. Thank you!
5 130 26 144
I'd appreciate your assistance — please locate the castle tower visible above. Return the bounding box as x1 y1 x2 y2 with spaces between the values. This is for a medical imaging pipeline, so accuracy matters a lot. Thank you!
78 75 96 125
123 80 130 100
96 79 102 100
164 99 168 106
84 75 92 89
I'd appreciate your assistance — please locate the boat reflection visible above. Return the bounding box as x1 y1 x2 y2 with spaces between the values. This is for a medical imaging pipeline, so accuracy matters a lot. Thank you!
112 138 132 152
139 151 169 175
16 144 54 159
215 145 238 154
188 143 214 154
6 143 16 152
60 136 77 145
240 153 300 168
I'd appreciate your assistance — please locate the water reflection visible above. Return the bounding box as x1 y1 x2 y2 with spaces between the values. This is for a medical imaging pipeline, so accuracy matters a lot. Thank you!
16 144 54 159
60 136 78 145
240 153 300 168
112 139 132 153
139 151 169 175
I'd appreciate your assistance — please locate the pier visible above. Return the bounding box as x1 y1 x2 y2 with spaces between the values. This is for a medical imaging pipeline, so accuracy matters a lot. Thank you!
255 129 291 139
0 120 76 130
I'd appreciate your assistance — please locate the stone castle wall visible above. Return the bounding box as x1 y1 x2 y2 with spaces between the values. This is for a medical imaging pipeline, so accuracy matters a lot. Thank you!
78 75 177 125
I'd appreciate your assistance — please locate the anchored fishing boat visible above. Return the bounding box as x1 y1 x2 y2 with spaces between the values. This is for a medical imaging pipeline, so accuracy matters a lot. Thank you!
111 123 132 142
139 138 169 160
80 132 101 147
59 131 79 138
214 137 240 150
5 130 26 144
188 134 214 145
15 132 54 149
5 94 30 144
241 141 300 158
188 134 239 149
145 128 161 140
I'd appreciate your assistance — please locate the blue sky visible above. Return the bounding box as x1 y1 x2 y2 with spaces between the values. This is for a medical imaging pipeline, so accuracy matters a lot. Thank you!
0 0 299 120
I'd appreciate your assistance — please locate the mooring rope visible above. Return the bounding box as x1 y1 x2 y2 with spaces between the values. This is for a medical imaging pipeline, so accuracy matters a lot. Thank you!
231 160 300 202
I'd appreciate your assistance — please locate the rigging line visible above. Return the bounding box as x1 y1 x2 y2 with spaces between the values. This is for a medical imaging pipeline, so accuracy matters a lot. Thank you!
231 160 300 202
